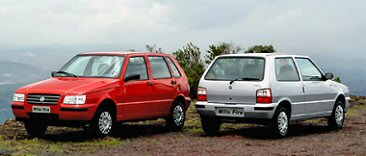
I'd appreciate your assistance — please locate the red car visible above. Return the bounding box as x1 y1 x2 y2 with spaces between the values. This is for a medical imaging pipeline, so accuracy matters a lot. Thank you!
12 52 191 136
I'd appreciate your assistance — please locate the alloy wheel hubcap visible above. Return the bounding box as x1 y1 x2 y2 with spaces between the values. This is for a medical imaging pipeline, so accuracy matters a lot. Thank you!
98 111 112 135
173 105 184 126
335 105 344 126
278 111 288 136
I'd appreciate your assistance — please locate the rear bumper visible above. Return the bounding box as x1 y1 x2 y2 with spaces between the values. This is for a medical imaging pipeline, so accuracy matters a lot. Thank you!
195 101 277 120
12 102 97 121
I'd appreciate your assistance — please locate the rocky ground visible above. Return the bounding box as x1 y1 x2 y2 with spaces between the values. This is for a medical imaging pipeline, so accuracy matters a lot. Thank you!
1 96 365 156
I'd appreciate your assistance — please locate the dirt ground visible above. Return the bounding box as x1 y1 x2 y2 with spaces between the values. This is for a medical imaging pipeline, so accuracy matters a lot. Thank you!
1 102 366 156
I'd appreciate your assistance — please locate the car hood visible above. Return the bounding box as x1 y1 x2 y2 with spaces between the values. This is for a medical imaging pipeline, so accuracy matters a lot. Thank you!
17 77 120 95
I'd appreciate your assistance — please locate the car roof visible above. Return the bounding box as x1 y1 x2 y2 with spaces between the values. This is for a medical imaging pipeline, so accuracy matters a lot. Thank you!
79 51 172 57
219 53 309 58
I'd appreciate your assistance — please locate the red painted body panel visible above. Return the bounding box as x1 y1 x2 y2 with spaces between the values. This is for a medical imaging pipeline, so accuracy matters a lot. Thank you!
12 52 191 123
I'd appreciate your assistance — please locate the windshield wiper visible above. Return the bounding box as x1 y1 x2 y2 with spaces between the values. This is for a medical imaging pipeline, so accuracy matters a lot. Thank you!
55 71 78 77
229 77 260 84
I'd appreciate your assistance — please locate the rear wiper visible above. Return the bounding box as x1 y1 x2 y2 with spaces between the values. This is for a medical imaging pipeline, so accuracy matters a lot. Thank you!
55 71 78 77
229 77 260 84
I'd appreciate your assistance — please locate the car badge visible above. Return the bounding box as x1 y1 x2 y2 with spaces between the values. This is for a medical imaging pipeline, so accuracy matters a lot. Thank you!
40 96 45 102
229 86 233 90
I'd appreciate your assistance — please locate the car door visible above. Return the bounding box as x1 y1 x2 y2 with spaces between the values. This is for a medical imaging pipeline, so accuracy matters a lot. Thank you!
121 56 154 120
273 57 305 118
295 57 337 115
147 56 176 116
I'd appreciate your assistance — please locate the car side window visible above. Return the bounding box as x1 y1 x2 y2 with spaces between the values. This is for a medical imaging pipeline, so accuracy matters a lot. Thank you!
295 58 323 81
166 57 182 78
148 56 172 79
275 58 300 81
124 56 149 80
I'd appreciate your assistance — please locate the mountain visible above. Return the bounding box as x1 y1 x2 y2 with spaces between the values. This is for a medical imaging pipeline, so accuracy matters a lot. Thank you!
0 61 49 123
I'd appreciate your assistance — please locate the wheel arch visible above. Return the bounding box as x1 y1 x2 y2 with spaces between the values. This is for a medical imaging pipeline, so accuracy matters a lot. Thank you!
276 99 292 117
172 95 187 111
96 98 117 119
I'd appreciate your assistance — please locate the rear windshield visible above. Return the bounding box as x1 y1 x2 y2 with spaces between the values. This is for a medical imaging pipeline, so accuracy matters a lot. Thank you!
204 57 265 81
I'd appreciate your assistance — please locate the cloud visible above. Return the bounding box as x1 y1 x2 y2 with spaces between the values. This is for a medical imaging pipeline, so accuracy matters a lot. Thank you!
0 0 364 58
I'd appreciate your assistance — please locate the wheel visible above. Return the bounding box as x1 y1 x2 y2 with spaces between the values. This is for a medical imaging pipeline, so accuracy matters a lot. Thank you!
91 108 115 137
166 101 186 131
271 107 290 137
24 120 48 137
201 116 221 136
328 100 345 129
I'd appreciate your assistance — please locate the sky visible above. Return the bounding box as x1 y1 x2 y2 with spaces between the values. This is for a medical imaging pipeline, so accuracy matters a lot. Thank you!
0 0 364 60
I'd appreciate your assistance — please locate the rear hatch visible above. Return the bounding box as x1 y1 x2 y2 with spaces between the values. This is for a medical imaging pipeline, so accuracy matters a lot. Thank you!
200 56 266 105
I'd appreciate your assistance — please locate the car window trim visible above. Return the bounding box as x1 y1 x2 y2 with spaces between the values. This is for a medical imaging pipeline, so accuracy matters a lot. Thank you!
274 57 301 82
124 56 150 81
295 57 325 82
165 57 182 78
59 55 125 79
148 56 173 80
204 56 266 82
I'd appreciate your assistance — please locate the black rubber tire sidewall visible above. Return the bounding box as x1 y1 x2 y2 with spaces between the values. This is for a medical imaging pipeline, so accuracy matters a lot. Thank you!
166 101 186 131
271 107 290 138
91 109 115 137
328 100 345 129
201 116 221 136
24 120 48 137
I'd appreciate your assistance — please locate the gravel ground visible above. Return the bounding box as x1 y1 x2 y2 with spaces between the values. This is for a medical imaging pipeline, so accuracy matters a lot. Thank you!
1 102 365 156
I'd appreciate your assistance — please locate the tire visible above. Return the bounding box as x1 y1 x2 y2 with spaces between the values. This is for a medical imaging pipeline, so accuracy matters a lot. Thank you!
91 108 115 137
271 107 290 137
166 101 186 131
24 120 48 137
201 116 221 136
328 100 345 129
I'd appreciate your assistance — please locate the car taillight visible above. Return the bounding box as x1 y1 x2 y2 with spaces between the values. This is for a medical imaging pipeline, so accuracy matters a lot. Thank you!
197 87 207 101
256 88 272 103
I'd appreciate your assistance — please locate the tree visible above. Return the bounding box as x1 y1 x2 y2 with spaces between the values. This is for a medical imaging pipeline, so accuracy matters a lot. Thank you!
146 44 163 53
173 42 205 98
334 77 342 83
205 42 242 64
245 45 275 53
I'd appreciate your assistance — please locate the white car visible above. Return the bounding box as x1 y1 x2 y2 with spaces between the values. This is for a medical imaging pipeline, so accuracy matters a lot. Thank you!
196 53 350 137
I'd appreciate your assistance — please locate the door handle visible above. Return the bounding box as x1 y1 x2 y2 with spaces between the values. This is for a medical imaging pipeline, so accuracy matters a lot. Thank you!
171 80 177 85
302 86 305 93
147 82 154 86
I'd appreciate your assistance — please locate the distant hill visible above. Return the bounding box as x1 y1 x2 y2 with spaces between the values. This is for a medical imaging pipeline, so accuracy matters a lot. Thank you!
0 61 49 123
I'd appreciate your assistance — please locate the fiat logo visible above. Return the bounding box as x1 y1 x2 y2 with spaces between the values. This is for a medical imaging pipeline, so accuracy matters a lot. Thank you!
39 96 45 102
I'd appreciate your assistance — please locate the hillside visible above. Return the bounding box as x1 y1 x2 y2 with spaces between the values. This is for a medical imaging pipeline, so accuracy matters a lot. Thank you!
0 61 49 123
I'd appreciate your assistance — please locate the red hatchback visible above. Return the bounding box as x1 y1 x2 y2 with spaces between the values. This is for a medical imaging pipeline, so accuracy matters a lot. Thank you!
12 52 191 136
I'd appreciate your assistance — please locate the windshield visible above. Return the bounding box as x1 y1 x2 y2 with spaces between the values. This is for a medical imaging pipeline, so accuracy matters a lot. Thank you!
204 57 265 81
57 55 125 78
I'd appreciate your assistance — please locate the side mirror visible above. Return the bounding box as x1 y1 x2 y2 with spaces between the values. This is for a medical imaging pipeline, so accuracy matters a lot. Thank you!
124 74 140 82
51 71 57 77
324 73 334 80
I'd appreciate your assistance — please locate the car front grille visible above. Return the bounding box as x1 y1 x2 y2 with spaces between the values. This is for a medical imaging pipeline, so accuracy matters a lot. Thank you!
27 94 61 105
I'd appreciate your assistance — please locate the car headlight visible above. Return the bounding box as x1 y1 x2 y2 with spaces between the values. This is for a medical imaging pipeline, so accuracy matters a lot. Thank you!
63 95 86 104
13 93 25 102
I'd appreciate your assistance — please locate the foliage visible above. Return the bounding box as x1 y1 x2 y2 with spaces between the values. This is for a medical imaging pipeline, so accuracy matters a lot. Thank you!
334 77 342 83
173 42 205 98
244 45 275 53
146 44 163 53
205 42 242 64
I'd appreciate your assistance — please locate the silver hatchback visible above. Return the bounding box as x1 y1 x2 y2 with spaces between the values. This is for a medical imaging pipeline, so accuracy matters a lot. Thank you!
196 53 350 137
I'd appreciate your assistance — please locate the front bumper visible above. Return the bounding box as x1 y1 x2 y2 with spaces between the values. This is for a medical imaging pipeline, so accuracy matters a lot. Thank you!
195 101 278 119
12 102 97 121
